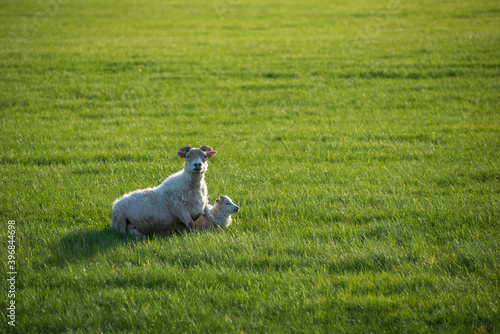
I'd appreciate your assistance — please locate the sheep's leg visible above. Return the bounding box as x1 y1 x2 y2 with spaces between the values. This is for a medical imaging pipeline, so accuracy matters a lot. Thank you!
113 215 129 234
203 206 217 225
126 222 146 238
211 223 223 231
177 208 195 231
202 206 221 231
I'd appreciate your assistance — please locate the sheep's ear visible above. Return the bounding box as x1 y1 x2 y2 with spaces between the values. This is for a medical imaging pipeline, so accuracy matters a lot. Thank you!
177 146 191 158
216 198 221 203
201 146 217 159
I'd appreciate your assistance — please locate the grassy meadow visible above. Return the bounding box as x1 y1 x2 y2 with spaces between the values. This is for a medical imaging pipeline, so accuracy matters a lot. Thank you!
1 0 499 332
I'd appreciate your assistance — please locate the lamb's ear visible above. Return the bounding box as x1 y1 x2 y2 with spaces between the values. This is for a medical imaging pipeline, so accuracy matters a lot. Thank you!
177 146 191 158
216 198 221 204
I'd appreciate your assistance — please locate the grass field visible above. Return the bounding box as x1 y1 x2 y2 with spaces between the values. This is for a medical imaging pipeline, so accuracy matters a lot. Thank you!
1 0 499 332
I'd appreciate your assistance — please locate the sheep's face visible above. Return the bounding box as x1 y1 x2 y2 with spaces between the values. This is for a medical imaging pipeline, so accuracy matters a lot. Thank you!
216 195 240 214
177 146 217 175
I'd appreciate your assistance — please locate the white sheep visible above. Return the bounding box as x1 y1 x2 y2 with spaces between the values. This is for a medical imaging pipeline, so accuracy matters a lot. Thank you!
111 146 217 236
194 195 240 231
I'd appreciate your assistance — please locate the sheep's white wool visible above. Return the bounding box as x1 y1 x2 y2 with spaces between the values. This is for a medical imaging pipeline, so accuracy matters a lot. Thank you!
194 195 240 230
111 147 216 235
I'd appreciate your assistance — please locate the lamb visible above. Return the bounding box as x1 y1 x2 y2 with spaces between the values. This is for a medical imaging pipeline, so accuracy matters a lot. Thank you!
194 195 240 231
111 146 217 236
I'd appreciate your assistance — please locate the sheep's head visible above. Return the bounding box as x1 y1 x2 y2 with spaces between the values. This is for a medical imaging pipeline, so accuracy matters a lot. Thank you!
215 195 240 214
177 146 217 175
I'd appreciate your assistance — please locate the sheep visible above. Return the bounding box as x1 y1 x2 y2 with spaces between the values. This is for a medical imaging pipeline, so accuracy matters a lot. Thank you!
194 195 240 231
111 146 218 236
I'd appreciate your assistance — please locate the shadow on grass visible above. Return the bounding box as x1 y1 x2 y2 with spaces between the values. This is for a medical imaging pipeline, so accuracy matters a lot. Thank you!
47 227 197 268
47 228 142 268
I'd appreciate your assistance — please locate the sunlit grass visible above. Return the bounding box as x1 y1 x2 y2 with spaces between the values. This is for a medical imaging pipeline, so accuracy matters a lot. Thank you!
1 0 499 332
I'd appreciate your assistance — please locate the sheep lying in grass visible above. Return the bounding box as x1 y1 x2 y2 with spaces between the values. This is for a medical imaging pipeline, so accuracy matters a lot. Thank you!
194 195 240 231
111 146 217 236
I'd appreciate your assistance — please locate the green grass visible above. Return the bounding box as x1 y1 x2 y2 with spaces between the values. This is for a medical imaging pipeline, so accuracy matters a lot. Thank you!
1 0 499 332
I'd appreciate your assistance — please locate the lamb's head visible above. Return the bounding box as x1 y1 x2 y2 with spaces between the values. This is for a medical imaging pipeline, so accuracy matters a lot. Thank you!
215 195 240 214
177 146 217 175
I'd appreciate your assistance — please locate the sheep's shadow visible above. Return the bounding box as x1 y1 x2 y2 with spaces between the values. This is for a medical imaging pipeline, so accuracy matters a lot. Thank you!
48 228 142 268
44 226 218 267
47 226 215 268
